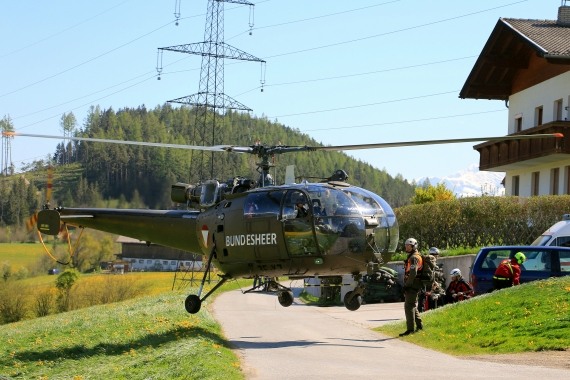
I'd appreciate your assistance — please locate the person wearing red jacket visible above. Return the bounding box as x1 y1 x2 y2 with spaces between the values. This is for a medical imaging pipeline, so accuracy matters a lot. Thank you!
445 268 473 303
492 252 526 291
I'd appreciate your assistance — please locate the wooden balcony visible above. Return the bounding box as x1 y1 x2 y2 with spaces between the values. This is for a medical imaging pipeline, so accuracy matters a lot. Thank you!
474 121 570 171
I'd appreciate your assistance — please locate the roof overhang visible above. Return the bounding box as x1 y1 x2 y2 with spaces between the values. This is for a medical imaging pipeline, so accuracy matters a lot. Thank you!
460 17 570 101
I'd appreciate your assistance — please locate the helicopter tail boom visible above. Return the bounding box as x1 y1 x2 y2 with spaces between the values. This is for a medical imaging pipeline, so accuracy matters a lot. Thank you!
38 208 203 254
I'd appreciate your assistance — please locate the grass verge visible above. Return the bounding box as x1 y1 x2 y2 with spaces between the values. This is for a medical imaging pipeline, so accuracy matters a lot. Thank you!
0 281 248 380
375 276 570 354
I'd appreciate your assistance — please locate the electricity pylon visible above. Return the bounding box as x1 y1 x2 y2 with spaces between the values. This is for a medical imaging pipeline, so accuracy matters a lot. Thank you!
158 0 265 180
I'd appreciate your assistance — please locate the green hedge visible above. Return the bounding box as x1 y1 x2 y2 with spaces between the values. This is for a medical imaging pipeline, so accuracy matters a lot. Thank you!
395 195 570 251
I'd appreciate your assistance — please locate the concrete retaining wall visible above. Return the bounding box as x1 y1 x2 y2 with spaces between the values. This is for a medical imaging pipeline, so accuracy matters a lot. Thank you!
385 254 476 288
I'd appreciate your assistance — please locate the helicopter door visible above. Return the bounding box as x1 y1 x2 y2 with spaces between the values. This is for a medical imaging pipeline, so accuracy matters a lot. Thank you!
282 190 319 256
243 191 288 261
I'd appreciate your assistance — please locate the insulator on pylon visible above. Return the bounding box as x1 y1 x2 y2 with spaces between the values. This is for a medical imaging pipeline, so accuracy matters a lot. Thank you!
249 5 254 35
156 49 163 81
174 0 181 26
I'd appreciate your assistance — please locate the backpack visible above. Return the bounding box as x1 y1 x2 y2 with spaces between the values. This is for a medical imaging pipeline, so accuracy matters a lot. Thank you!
416 253 436 288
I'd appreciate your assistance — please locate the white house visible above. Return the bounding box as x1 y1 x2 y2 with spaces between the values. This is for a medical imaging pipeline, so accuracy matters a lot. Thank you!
116 236 203 272
460 3 570 196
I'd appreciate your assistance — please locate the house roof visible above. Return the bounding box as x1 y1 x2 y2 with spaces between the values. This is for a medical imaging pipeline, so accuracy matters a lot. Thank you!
460 14 570 100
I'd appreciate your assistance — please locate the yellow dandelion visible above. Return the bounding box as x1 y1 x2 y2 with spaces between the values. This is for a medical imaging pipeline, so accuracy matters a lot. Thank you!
177 320 194 329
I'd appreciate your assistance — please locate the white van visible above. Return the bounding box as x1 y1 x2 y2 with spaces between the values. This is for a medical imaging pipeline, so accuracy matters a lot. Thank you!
532 214 570 247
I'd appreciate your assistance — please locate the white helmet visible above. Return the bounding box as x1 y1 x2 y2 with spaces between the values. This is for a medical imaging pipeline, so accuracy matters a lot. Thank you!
450 268 461 277
429 247 440 255
404 238 418 249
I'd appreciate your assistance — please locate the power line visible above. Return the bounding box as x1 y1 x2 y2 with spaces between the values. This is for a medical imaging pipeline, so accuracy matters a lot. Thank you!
2 1 524 101
269 90 458 119
0 17 175 99
303 109 506 133
4 1 527 135
260 0 527 60
231 55 477 97
226 0 401 40
0 0 133 59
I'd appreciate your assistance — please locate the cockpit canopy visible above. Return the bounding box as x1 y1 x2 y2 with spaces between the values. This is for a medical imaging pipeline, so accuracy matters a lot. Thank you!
241 184 399 254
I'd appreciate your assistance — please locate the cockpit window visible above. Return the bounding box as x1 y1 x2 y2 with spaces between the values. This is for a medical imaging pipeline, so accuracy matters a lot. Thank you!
307 187 359 216
244 191 284 218
301 185 395 219
342 187 389 217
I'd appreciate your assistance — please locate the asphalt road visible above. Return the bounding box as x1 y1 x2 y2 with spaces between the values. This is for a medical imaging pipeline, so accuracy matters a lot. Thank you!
211 289 569 380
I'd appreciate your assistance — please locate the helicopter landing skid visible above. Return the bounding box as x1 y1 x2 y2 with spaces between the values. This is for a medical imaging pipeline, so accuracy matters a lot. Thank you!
185 250 227 314
185 274 230 314
243 276 285 293
343 282 365 311
243 277 294 308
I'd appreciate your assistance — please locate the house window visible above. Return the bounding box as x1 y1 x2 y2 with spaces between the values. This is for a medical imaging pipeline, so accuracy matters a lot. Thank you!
139 259 144 263
534 106 543 126
515 116 522 132
531 172 540 196
551 168 560 195
512 175 520 196
147 259 152 264
555 99 563 121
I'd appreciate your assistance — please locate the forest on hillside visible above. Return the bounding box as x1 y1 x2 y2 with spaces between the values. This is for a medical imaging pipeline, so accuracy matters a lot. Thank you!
1 104 416 228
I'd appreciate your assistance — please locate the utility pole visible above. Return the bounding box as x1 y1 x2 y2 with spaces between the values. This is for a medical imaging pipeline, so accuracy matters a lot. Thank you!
158 0 265 181
1 133 12 176
1 118 14 176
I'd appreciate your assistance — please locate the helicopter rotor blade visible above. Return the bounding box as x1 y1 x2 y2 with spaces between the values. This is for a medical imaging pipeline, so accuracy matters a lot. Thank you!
4 131 563 153
305 133 564 151
3 132 250 153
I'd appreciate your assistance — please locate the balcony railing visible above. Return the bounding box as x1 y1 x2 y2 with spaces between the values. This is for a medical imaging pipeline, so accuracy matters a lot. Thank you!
474 121 570 171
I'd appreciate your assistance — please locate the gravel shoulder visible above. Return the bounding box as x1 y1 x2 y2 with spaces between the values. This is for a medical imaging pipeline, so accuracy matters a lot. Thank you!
462 350 570 370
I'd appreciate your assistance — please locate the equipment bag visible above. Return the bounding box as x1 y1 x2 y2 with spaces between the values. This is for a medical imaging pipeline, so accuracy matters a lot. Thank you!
417 254 436 288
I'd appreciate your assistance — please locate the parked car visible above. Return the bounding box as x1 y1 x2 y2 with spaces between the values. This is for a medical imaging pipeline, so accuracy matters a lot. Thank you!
470 245 570 294
531 214 570 247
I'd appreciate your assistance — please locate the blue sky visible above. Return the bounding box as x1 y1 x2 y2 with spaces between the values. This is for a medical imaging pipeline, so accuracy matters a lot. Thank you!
0 0 559 181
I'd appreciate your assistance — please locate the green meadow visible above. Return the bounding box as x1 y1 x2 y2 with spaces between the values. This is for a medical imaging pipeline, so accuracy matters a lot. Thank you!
377 276 570 354
0 243 45 269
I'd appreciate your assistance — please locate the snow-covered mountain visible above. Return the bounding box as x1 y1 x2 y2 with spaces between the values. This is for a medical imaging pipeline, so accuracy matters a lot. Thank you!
416 164 505 197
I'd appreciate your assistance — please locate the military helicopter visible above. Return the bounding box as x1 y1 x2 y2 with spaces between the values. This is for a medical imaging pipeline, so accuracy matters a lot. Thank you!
5 131 563 313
